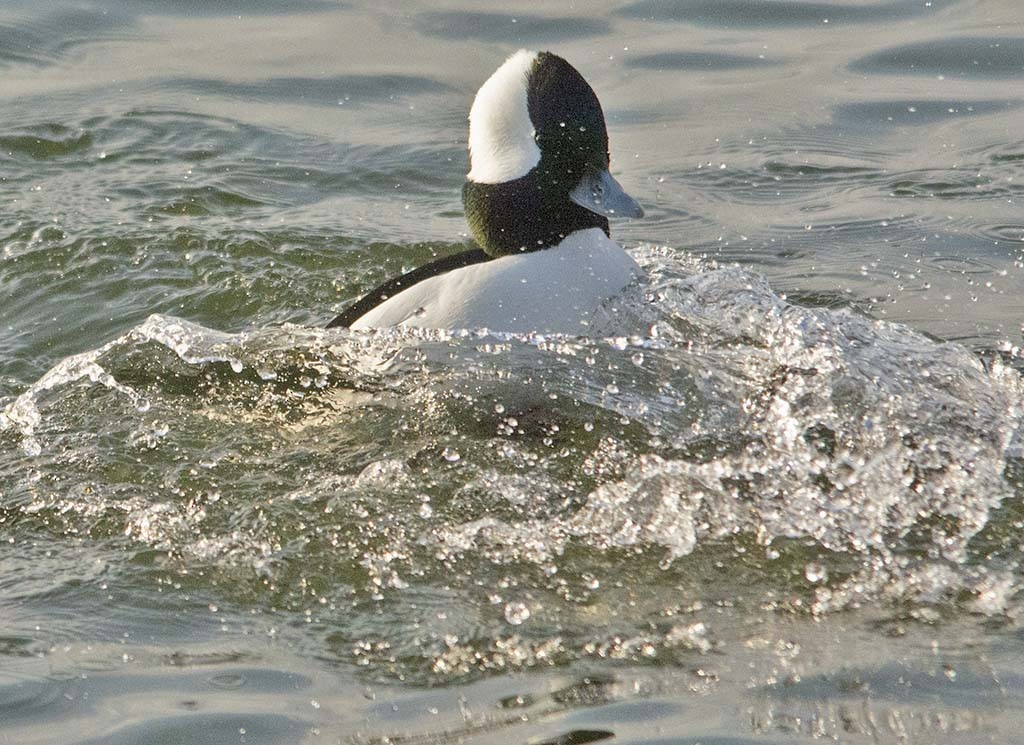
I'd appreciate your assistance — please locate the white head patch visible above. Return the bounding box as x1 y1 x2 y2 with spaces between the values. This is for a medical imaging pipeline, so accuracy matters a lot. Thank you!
466 49 541 184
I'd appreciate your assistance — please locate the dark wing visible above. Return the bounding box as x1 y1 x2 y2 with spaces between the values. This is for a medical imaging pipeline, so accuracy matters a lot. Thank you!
326 248 491 329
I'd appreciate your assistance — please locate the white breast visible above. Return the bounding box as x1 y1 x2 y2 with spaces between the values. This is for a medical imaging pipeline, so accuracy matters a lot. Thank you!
349 228 640 334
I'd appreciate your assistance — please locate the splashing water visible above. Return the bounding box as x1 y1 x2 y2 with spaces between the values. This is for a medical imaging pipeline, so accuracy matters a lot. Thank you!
3 247 1022 688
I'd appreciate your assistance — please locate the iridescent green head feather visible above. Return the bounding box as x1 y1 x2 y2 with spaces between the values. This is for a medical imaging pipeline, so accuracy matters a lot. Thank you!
463 50 642 258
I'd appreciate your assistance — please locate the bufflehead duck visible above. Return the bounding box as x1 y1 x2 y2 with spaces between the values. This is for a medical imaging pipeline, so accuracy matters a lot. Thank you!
327 50 643 333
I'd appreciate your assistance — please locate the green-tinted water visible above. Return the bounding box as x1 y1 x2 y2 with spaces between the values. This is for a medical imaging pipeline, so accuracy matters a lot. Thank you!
2 1 1024 743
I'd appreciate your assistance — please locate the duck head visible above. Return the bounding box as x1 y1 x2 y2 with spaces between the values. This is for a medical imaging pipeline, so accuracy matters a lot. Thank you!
462 50 643 258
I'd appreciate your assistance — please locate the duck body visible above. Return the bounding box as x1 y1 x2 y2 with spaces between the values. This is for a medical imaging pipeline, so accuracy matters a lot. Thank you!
329 50 644 333
350 228 639 333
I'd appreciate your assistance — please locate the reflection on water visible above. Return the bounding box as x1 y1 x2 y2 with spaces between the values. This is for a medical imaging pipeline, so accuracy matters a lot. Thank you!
2 0 1024 743
615 0 937 26
415 11 612 42
851 37 1024 79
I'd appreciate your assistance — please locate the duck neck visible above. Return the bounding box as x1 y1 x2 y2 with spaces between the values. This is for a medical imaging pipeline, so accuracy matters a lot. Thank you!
462 172 609 258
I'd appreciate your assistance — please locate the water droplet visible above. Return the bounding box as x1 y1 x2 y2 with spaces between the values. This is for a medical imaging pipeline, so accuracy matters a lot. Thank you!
804 561 828 584
504 601 530 625
442 447 461 463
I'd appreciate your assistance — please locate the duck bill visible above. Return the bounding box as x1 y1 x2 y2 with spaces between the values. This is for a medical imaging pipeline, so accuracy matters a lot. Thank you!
569 167 644 219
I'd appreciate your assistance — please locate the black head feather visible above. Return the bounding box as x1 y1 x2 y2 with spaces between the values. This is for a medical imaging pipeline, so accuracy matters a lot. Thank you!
463 52 612 257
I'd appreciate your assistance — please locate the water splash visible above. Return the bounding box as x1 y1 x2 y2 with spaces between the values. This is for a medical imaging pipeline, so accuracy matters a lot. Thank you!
3 246 1023 680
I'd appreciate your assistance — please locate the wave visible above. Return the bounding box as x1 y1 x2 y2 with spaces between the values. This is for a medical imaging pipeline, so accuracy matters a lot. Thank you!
2 246 1024 693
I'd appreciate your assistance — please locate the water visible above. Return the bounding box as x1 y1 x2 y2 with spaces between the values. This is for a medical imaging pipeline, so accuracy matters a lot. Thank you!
2 1 1023 743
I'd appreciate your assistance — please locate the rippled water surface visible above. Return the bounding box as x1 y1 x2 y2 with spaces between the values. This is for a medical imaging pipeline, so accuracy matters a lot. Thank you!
2 1 1024 743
